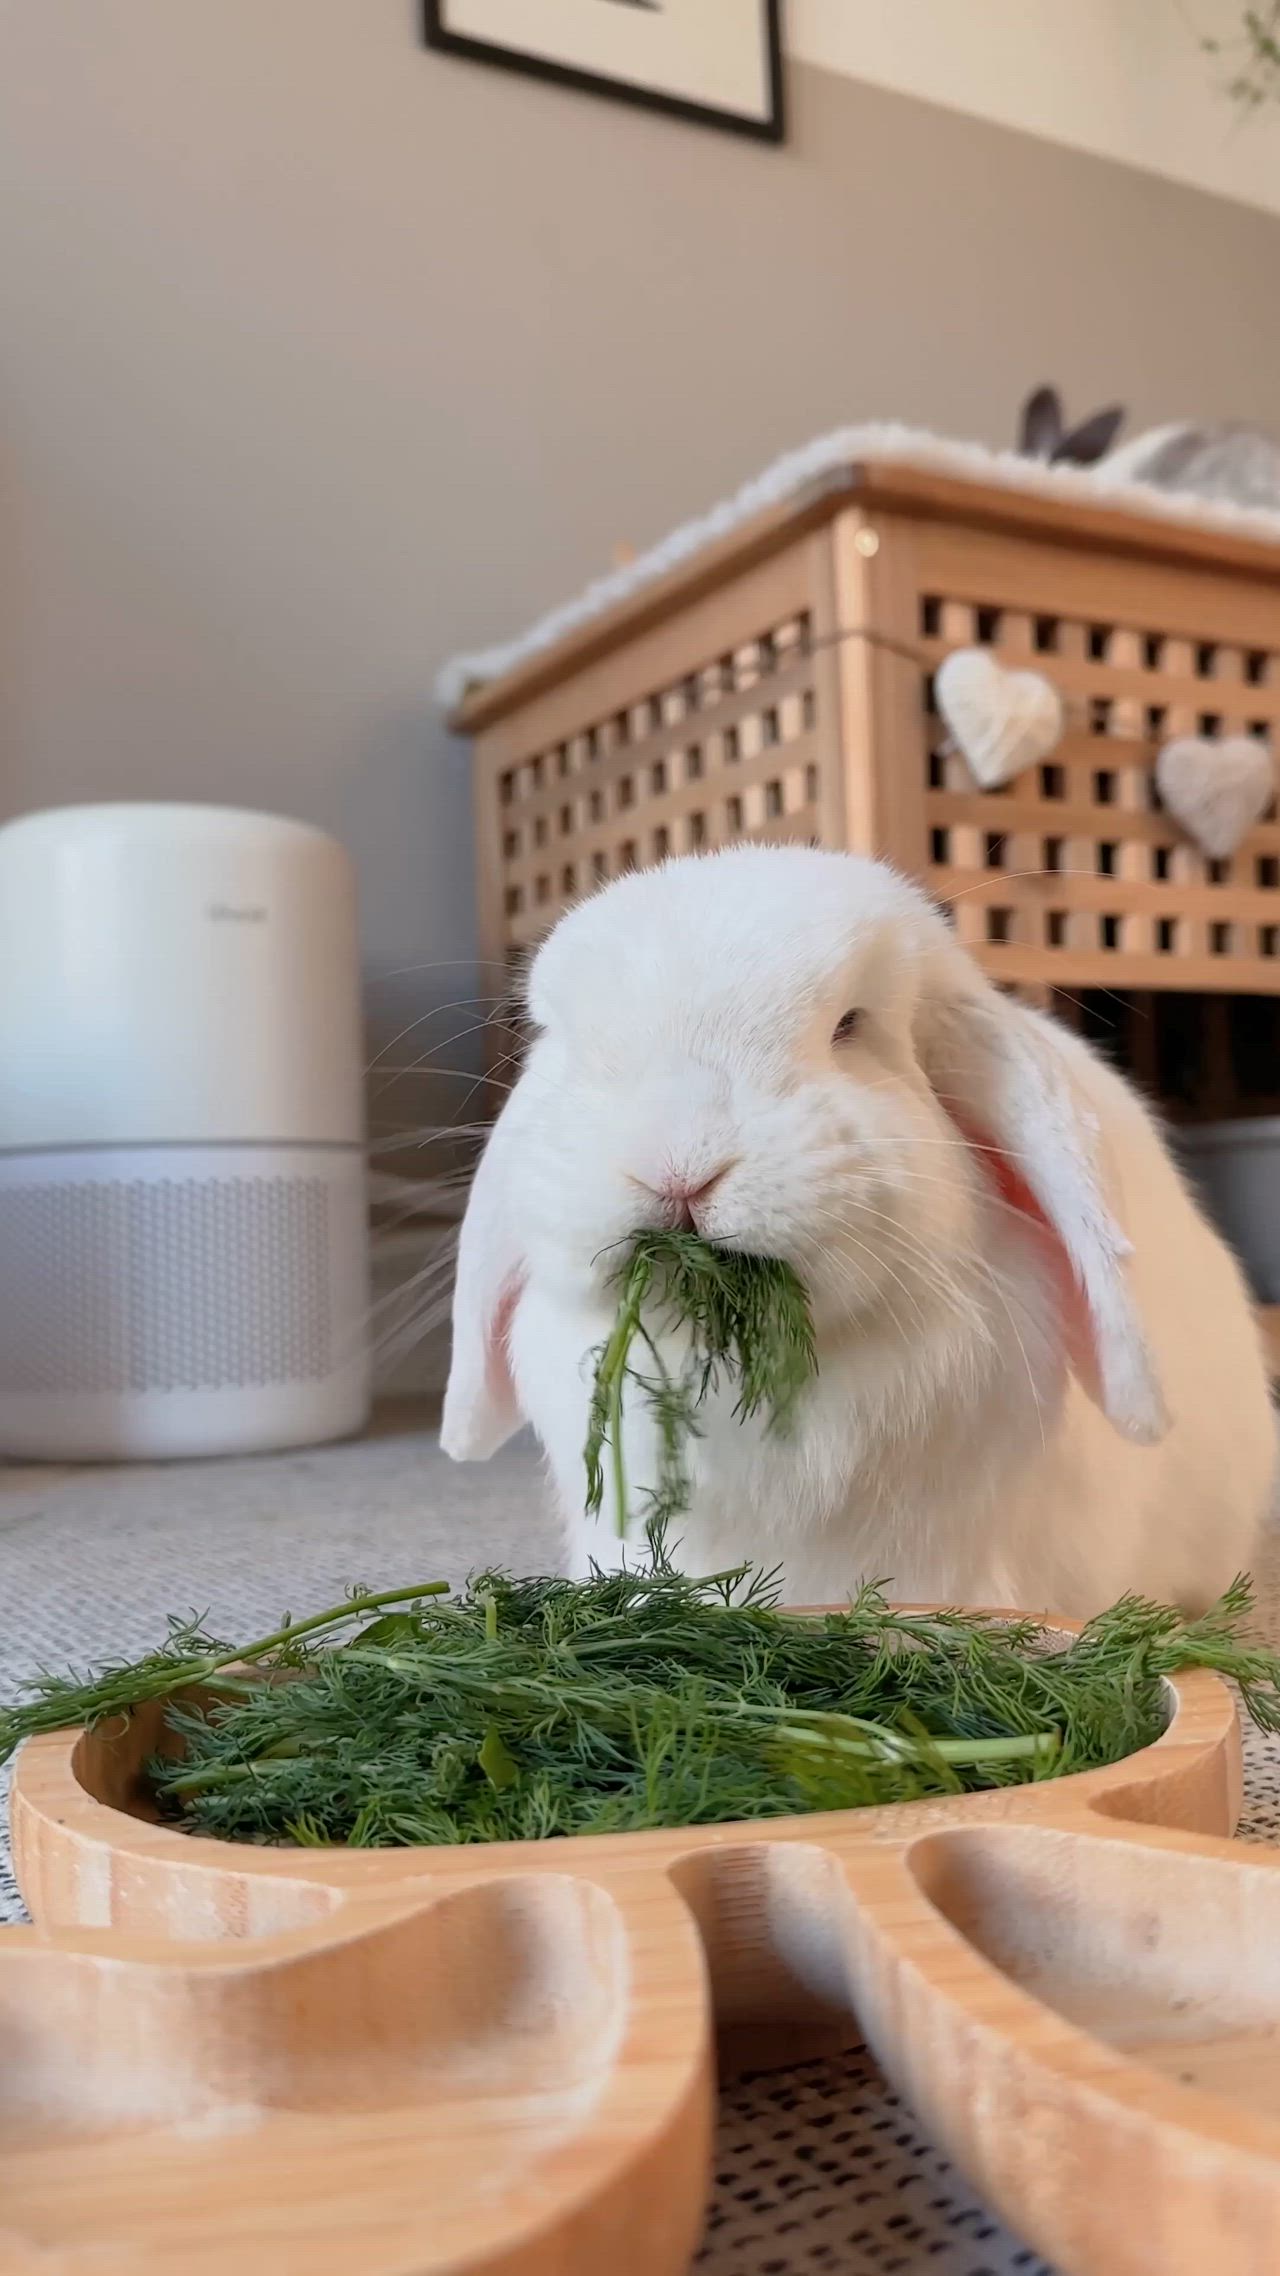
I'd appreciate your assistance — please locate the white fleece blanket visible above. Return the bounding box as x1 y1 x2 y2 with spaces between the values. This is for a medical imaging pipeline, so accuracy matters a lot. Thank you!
436 421 1280 710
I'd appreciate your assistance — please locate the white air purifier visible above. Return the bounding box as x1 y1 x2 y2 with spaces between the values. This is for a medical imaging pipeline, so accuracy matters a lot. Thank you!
0 803 371 1460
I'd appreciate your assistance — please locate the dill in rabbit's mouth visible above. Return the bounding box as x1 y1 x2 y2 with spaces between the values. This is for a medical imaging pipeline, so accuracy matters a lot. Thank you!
585 1230 818 1539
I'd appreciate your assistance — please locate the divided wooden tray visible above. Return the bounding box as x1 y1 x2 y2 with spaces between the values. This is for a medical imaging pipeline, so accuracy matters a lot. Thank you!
5 1626 1280 2276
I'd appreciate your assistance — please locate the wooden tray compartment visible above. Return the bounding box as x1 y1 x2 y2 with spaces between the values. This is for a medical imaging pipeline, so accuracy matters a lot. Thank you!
8 1641 1280 2274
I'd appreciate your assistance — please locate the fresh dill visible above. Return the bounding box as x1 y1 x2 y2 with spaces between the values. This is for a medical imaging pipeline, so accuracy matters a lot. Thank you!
3 1552 1280 1849
585 1230 818 1536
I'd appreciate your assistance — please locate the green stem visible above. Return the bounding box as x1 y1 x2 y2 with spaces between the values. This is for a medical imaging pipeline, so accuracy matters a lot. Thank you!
591 1255 649 1536
0 1583 452 1761
772 1722 1059 1769
609 1354 629 1539
165 1762 252 1794
200 1584 451 1679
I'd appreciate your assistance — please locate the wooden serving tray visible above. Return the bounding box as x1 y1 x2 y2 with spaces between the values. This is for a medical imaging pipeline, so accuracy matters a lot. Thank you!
5 1624 1280 2276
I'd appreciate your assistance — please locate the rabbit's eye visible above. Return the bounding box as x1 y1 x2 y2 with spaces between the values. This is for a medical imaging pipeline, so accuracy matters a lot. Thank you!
832 1008 862 1044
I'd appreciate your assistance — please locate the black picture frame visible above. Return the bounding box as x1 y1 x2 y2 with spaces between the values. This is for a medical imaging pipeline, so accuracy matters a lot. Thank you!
422 1 785 145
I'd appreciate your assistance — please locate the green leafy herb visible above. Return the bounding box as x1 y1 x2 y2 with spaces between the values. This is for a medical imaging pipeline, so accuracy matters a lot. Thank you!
585 1229 818 1535
0 1582 450 1763
478 1724 520 1790
4 1551 1280 1849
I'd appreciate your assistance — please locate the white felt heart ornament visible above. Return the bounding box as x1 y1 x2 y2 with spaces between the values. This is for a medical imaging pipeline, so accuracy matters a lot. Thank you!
935 648 1064 791
1155 735 1275 861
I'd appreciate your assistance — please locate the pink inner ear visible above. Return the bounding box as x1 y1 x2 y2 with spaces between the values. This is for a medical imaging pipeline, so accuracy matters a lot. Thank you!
487 1274 524 1415
955 1115 1104 1407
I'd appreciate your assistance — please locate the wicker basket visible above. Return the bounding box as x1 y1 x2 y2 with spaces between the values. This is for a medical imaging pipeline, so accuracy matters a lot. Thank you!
450 457 1280 1066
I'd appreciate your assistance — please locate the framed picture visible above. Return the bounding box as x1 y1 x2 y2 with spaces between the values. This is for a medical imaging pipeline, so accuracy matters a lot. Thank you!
423 1 784 144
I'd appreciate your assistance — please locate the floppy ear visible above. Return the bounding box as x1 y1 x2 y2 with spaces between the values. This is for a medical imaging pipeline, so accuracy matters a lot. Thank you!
440 1100 527 1461
917 966 1168 1445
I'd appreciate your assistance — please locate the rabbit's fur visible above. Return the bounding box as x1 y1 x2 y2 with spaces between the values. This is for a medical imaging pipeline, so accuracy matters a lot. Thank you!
444 849 1274 1616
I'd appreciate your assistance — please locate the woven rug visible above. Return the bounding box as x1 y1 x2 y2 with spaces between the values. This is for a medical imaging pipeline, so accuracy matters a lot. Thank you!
3 1412 1276 2276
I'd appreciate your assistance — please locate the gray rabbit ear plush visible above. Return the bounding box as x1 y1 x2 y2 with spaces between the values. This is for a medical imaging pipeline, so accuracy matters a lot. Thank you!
1018 384 1126 466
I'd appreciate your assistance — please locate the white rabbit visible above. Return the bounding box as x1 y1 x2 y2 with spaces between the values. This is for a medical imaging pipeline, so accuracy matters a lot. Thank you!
443 847 1275 1616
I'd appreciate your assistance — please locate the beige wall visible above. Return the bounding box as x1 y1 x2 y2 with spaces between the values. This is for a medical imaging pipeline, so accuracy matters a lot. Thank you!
4 1 1280 1126
791 0 1280 216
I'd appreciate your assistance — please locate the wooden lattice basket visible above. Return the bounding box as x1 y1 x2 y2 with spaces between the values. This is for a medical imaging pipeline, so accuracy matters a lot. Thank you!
451 459 1280 1034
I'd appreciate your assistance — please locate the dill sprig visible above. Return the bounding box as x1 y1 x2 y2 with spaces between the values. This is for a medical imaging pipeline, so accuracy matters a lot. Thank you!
0 1583 450 1762
4 1548 1279 1849
585 1230 818 1536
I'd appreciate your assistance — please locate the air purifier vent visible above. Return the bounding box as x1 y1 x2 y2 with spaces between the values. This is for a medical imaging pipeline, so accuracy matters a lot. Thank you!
0 1173 336 1395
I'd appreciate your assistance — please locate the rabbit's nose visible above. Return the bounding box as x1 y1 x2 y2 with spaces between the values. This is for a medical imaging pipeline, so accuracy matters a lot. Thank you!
631 1163 736 1231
